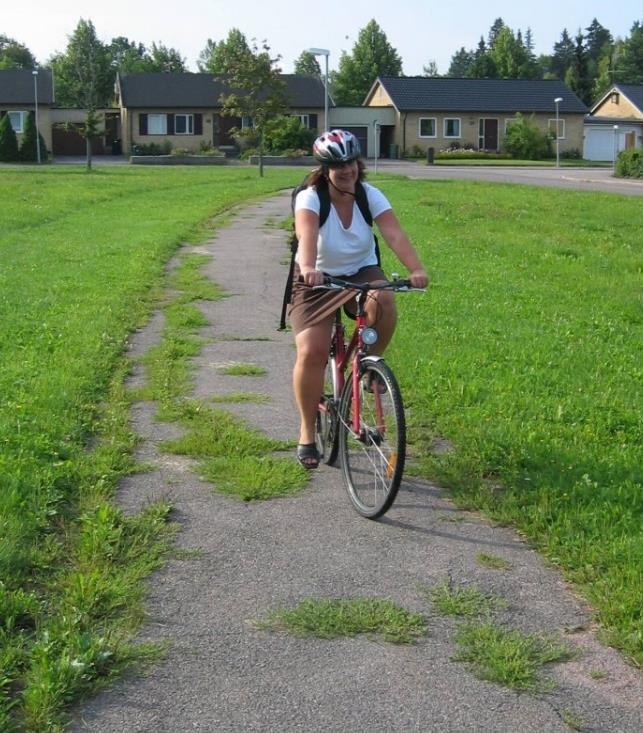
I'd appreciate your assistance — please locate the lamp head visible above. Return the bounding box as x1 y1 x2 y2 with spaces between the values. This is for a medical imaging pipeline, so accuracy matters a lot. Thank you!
307 48 330 56
554 97 563 104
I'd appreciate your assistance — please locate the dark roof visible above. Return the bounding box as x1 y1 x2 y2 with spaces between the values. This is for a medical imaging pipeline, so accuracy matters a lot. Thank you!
371 76 587 113
118 73 325 108
0 69 54 105
614 84 643 112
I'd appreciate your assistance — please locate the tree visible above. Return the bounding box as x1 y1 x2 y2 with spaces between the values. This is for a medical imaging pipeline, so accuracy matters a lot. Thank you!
503 113 552 160
0 113 20 161
197 29 251 74
0 35 37 69
19 111 47 161
447 47 474 77
147 42 186 73
294 51 321 77
489 27 529 78
109 37 151 74
470 38 496 78
48 19 113 107
565 32 592 103
330 20 402 106
488 18 506 48
617 21 643 84
585 19 613 62
422 60 439 77
551 29 575 79
217 39 287 177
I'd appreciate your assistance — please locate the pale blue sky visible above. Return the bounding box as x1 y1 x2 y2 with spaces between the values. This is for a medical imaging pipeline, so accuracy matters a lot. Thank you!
5 1 642 75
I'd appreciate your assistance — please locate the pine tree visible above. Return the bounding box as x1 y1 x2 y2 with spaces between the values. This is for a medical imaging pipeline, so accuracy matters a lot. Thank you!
330 20 402 106
0 113 20 161
447 47 475 77
566 32 592 103
551 29 575 79
618 21 643 84
18 111 47 161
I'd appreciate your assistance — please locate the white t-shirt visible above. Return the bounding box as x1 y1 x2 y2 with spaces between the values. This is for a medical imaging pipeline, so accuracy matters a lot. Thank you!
294 182 391 276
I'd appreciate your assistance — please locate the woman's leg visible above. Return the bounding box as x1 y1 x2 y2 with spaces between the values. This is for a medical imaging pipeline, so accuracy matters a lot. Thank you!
365 287 397 355
293 320 334 449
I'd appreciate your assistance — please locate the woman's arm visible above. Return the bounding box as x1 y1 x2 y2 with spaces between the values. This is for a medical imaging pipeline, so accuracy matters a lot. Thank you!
374 209 429 288
295 209 325 286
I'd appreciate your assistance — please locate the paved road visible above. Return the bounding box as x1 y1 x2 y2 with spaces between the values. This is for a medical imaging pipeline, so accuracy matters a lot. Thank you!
72 193 641 732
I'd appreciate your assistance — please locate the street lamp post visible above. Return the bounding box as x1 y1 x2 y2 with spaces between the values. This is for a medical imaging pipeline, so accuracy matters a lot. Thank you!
554 97 563 168
32 70 41 164
307 48 329 132
373 120 380 173
613 125 619 174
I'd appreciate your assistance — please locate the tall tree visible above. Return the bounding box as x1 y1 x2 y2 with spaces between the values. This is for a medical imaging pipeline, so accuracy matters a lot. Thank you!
198 29 251 74
488 18 506 48
470 37 496 78
565 31 592 103
48 19 113 107
0 35 37 69
294 51 321 77
330 19 402 106
489 27 529 78
147 42 186 73
585 19 613 62
109 37 151 74
551 29 575 79
217 39 287 177
447 47 474 77
617 20 643 84
422 60 439 77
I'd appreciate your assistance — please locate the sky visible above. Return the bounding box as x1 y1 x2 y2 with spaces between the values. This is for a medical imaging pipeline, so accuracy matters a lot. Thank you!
4 1 642 75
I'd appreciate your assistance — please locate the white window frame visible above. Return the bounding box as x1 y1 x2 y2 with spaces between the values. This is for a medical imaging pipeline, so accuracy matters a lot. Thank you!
174 113 194 135
8 111 26 133
296 114 309 127
443 118 461 138
147 114 167 135
548 118 565 140
241 116 254 129
418 117 437 138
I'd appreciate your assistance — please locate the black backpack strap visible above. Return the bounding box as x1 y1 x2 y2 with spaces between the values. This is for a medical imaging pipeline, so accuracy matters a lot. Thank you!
354 181 381 266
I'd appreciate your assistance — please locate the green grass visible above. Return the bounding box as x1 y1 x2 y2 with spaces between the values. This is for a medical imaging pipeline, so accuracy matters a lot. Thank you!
431 158 610 167
476 553 512 571
453 622 573 691
211 392 270 403
426 580 507 617
0 165 301 730
258 598 427 644
560 709 586 730
373 176 642 665
220 363 267 376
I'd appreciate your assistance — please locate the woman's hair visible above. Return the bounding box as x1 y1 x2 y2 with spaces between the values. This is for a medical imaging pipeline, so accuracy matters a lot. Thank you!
306 159 366 189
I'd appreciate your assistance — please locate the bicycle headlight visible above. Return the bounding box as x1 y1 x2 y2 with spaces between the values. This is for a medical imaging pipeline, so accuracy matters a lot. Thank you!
361 327 378 345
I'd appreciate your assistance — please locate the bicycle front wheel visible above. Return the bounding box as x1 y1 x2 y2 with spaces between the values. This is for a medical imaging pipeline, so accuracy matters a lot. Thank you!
316 357 339 466
338 360 405 518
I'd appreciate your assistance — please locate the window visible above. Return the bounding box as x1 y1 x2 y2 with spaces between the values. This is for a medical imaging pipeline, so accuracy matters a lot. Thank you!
548 118 565 139
444 118 461 138
419 118 436 137
8 111 26 133
175 114 194 135
241 116 253 129
148 114 167 135
296 114 309 127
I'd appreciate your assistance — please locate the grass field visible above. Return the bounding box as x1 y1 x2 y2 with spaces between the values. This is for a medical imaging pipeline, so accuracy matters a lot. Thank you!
1 165 641 728
0 165 301 731
377 177 642 665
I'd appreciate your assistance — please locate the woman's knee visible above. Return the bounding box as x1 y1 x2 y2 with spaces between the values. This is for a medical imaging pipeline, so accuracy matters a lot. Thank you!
295 332 330 366
368 290 397 324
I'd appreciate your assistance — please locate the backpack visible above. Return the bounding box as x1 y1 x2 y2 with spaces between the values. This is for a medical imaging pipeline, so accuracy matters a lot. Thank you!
279 177 380 330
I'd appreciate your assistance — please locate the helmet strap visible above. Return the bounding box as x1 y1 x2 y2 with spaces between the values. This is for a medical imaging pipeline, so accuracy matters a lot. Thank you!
326 175 356 199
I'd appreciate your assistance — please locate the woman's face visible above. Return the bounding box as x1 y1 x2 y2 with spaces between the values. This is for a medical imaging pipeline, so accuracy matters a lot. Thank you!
327 160 359 191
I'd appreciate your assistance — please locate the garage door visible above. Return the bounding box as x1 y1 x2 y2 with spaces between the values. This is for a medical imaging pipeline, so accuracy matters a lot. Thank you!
584 127 616 161
52 124 106 156
341 126 368 156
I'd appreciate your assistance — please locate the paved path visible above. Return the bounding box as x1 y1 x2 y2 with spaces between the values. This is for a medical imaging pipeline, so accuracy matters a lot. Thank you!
73 193 641 732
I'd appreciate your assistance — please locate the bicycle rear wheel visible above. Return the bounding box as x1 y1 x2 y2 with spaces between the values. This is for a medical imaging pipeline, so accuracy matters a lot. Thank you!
316 357 339 465
338 360 405 518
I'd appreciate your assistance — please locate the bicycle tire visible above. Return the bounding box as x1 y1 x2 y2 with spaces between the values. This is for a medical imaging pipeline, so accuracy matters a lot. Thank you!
338 360 405 518
316 357 339 466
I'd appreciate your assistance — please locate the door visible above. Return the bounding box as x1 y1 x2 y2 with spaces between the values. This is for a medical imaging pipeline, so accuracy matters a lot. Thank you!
341 126 368 157
478 118 499 151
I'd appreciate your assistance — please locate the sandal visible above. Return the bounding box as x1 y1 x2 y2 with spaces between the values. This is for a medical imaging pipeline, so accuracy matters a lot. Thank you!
297 443 320 470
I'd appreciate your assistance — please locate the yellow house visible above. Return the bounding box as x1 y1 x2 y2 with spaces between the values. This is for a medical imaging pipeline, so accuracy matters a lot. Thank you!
584 84 643 161
363 76 587 158
0 69 54 154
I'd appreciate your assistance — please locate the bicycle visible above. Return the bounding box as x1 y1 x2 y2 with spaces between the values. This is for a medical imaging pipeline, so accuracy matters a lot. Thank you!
314 275 424 519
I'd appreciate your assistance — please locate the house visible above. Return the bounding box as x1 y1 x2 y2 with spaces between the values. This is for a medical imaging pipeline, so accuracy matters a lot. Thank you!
584 84 643 161
115 73 325 154
363 77 588 157
0 69 54 152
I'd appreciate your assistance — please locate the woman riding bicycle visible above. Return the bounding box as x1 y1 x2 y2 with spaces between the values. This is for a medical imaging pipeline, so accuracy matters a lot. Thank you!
290 129 428 469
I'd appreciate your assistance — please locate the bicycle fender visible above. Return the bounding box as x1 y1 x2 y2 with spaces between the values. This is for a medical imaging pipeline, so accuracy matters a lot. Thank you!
361 355 384 365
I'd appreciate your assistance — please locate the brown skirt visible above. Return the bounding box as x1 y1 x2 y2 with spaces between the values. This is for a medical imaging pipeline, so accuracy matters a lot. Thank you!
288 264 387 335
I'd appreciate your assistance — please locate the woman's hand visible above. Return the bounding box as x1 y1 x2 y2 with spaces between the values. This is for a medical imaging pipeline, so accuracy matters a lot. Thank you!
408 269 429 288
301 267 325 287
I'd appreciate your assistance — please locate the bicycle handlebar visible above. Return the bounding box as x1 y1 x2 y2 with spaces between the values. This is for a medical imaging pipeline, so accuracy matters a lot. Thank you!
314 276 425 293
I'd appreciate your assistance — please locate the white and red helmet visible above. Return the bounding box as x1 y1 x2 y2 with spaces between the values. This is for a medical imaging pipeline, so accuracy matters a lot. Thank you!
313 129 361 164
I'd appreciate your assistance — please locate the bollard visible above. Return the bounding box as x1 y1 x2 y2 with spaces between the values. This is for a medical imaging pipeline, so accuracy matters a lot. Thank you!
427 147 434 165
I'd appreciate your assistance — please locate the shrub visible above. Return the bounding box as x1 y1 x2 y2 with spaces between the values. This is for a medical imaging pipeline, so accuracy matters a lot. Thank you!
18 111 48 162
263 115 316 154
503 113 552 160
0 114 20 162
615 148 643 178
560 148 582 160
131 141 172 156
